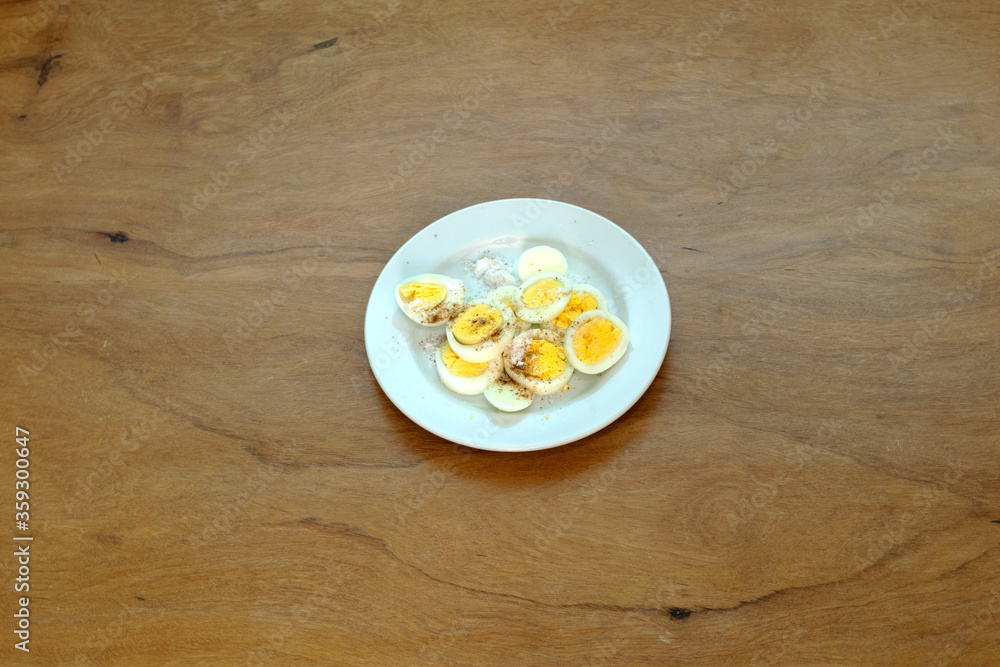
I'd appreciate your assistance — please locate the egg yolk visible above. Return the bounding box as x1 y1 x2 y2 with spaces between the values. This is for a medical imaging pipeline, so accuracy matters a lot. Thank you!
554 292 599 329
442 343 489 377
522 278 564 308
572 317 621 364
452 304 503 345
523 340 567 380
399 282 447 310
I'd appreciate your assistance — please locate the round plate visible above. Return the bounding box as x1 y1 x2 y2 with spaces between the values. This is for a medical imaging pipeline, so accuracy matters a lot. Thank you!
364 199 670 452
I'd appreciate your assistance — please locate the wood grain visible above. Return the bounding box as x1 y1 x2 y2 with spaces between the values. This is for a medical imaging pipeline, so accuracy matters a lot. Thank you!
2 0 998 664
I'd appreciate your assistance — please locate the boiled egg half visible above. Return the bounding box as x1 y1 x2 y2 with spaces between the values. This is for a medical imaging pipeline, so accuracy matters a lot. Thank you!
517 245 569 281
483 374 534 412
394 274 465 326
445 298 517 363
563 310 629 374
512 272 572 323
435 341 503 395
550 284 608 330
503 329 574 395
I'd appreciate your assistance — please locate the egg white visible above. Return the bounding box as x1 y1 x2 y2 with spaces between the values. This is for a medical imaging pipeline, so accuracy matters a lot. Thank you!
445 298 516 363
487 286 532 334
512 272 572 323
547 283 609 330
563 310 630 374
394 273 465 326
483 376 534 412
435 344 503 395
517 246 569 281
503 329 574 395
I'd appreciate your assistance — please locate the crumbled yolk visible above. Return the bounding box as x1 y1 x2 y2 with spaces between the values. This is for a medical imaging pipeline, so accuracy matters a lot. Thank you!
523 340 566 380
398 282 446 310
452 304 502 345
523 277 563 308
554 291 599 329
572 317 621 364
442 343 489 377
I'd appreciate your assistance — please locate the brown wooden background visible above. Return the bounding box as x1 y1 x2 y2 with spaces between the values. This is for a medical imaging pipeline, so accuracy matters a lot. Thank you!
2 0 998 664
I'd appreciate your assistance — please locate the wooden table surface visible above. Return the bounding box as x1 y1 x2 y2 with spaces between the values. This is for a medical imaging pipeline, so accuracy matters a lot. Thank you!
3 0 999 664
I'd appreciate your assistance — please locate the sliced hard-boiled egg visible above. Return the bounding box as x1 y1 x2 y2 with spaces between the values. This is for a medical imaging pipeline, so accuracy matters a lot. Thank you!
484 374 534 412
517 245 569 281
487 285 532 334
394 273 465 326
445 298 516 363
503 329 574 395
564 310 629 374
435 341 503 395
550 284 608 330
512 272 572 323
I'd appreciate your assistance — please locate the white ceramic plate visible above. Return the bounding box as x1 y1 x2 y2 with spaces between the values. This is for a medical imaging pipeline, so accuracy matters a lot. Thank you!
364 199 670 452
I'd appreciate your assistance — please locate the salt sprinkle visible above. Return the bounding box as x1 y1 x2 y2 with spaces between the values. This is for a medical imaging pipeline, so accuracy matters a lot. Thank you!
468 255 517 289
506 338 527 367
419 333 446 362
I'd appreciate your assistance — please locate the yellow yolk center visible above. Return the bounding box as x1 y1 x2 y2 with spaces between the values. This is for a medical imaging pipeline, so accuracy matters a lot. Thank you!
572 317 621 365
399 282 447 310
523 340 567 380
523 278 563 308
554 291 599 329
442 343 489 377
452 304 502 345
